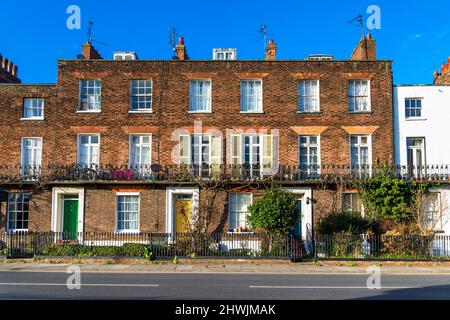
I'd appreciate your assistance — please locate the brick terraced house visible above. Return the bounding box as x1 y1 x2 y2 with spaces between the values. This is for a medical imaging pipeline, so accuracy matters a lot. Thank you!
0 35 394 249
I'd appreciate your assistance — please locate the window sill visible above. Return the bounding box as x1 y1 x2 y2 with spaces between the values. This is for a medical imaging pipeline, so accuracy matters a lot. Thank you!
129 110 153 114
297 111 322 115
348 111 373 114
77 110 101 114
406 117 427 121
20 117 44 121
7 229 29 234
239 111 264 114
115 230 140 234
188 111 213 114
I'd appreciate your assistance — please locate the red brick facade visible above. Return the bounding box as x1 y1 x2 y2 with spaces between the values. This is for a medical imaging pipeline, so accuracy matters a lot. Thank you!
0 39 394 234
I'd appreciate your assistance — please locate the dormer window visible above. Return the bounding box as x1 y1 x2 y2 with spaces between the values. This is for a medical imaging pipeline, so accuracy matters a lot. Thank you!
213 49 237 60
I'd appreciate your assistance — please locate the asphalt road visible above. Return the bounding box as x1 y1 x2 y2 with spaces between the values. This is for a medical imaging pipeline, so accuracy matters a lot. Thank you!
1 271 450 300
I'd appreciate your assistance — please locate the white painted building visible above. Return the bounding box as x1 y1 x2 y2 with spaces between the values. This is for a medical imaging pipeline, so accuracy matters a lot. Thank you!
394 85 450 236
394 85 450 166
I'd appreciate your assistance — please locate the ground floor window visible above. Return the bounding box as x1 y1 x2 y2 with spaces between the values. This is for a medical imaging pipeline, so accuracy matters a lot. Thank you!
7 193 30 231
116 193 140 232
228 193 252 232
421 192 442 231
342 192 363 214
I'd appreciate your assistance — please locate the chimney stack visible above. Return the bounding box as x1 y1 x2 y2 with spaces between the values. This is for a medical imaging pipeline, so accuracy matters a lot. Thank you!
265 39 277 61
81 41 103 60
175 36 189 60
434 57 450 85
350 33 377 60
0 54 21 83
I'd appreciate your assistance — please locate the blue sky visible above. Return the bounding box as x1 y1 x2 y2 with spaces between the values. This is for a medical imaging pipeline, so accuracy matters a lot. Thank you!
2 0 450 84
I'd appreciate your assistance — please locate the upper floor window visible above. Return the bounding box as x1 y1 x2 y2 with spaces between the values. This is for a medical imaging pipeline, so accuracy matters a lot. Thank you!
130 80 152 112
189 80 211 112
240 80 262 112
350 135 371 175
7 193 30 232
23 98 44 119
77 134 100 167
230 133 275 178
179 134 221 178
130 135 152 168
79 80 101 112
21 137 42 175
298 80 320 112
405 98 423 119
299 135 320 176
348 80 370 112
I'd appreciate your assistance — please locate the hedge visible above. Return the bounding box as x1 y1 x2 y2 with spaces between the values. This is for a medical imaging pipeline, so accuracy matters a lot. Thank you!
42 243 153 258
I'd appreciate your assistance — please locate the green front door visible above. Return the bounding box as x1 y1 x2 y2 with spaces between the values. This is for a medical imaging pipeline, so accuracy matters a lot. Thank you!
63 199 78 240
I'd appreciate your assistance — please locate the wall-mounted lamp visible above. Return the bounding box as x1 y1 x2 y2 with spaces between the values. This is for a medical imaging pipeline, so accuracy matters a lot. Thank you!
306 197 311 205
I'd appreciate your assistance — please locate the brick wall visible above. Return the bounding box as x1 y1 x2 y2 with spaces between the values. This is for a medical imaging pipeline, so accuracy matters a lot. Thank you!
0 59 394 166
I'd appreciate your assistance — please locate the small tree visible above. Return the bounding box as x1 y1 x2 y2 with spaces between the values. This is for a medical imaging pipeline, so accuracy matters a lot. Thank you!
247 187 299 236
357 169 415 221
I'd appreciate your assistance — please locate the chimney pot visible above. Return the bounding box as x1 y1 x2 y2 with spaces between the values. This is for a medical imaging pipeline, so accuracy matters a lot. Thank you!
179 37 184 45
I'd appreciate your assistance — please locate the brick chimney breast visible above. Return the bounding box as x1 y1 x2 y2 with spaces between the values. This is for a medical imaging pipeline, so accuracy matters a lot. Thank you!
350 34 377 61
82 41 103 60
175 36 189 60
265 39 277 61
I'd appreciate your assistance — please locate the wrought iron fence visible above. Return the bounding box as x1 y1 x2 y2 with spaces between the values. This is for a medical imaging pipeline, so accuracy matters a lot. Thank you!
314 234 450 261
0 163 449 183
0 231 305 260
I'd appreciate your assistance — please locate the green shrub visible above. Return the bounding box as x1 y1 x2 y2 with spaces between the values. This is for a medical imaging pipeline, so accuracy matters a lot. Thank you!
247 187 298 236
317 211 372 235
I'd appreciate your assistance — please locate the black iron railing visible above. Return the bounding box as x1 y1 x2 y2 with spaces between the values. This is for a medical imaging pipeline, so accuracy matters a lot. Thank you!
314 234 450 261
0 231 305 260
0 164 449 183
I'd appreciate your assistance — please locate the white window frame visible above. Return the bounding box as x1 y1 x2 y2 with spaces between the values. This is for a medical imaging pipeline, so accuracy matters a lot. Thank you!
78 79 101 112
240 79 263 113
228 192 253 233
115 192 140 233
348 79 371 112
21 137 42 175
6 192 30 232
350 135 372 175
129 80 153 113
342 192 365 216
129 134 152 168
189 79 212 113
22 98 44 120
405 97 424 119
297 80 320 113
421 192 442 231
299 135 321 175
77 134 100 167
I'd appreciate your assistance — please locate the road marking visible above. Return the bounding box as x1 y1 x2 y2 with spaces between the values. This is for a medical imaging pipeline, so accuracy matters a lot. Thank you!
249 285 416 290
0 283 159 287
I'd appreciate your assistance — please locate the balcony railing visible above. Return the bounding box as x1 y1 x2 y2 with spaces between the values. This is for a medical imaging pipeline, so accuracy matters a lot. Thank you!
0 164 449 183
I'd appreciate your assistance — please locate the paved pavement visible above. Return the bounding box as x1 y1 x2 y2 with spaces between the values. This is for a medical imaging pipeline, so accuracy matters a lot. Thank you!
1 271 450 300
1 261 450 274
